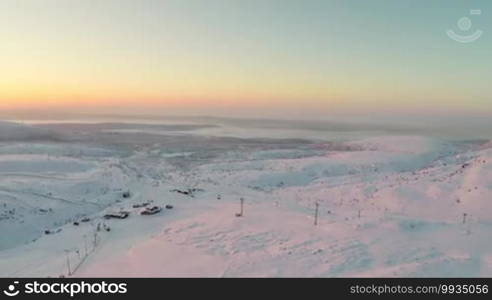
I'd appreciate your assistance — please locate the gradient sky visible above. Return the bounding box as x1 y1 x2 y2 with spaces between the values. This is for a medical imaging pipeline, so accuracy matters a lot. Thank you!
0 0 491 119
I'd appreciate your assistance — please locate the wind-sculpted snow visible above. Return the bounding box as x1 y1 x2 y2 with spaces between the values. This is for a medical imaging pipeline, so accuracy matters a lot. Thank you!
249 137 464 191
0 122 491 277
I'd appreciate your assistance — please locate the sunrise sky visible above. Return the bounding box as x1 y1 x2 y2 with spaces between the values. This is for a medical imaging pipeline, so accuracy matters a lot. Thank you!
0 0 491 119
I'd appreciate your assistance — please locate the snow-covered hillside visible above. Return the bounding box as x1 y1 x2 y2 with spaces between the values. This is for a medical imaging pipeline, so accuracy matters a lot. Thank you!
0 121 491 277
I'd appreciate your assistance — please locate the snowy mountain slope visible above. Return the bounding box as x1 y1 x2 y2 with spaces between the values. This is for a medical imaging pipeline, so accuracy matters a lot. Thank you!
0 124 490 277
75 145 491 277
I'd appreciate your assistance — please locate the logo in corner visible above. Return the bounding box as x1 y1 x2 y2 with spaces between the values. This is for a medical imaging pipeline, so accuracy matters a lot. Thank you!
3 282 20 297
446 9 483 43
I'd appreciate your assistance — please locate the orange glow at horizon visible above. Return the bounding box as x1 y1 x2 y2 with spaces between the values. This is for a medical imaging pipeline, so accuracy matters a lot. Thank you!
1 1 491 117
